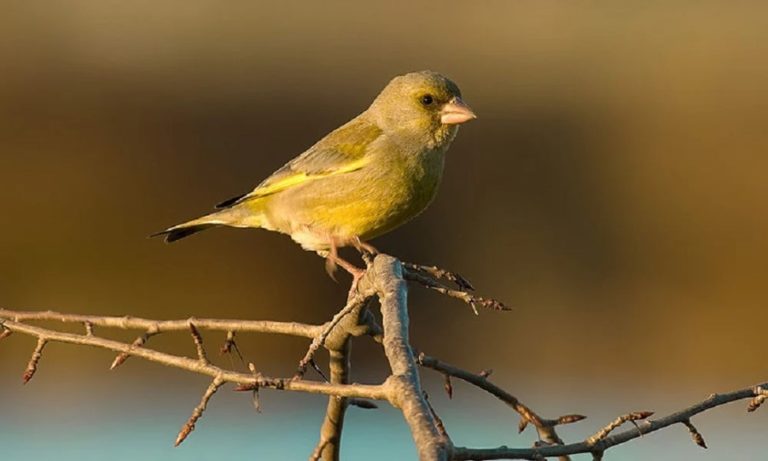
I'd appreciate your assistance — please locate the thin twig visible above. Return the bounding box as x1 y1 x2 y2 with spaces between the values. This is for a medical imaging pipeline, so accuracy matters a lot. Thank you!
295 289 373 378
682 419 707 449
175 376 224 446
452 382 768 460
2 254 765 461
747 386 767 412
188 322 209 364
586 411 654 445
22 337 47 383
418 353 580 451
0 309 323 338
402 262 475 291
110 327 158 370
3 318 389 400
424 391 448 437
403 270 507 315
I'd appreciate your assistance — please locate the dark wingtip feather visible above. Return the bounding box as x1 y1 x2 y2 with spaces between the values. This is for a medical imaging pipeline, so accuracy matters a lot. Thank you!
216 193 248 209
148 225 215 243
148 229 170 240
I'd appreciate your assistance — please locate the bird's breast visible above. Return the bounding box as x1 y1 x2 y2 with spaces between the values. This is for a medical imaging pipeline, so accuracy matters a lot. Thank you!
351 149 445 240
268 148 446 250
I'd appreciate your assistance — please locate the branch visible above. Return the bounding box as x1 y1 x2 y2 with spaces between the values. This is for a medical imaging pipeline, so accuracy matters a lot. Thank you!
417 354 583 456
0 309 323 337
0 318 388 401
295 287 375 378
313 297 378 461
2 254 763 461
370 255 452 461
451 382 768 460
402 268 508 315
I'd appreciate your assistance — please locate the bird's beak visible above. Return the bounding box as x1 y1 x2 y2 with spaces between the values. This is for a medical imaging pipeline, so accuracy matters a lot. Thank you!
440 97 477 125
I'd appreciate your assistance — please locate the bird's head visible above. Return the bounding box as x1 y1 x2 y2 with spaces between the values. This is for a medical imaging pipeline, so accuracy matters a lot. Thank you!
367 71 476 149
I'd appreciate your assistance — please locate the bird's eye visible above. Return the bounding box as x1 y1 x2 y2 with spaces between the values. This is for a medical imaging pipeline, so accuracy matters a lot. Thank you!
420 94 434 106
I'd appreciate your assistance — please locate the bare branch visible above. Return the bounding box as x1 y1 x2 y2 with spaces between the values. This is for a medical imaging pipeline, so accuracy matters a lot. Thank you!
110 327 158 370
417 354 579 451
452 383 768 460
424 391 448 437
2 254 764 461
747 385 767 412
2 318 388 401
371 255 452 461
22 337 47 383
403 270 507 315
188 322 209 364
295 289 374 378
0 309 323 338
175 376 225 446
313 289 380 460
314 345 351 461
401 262 475 291
220 330 235 354
586 411 654 445
682 419 707 449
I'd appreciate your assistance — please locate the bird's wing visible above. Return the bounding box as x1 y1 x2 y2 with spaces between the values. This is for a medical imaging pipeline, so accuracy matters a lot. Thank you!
216 118 383 208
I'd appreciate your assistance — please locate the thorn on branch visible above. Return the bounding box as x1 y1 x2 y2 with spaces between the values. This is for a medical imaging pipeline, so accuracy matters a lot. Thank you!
219 330 242 359
0 326 12 341
444 374 453 399
110 327 158 370
587 411 654 446
683 419 707 449
175 376 224 446
83 321 94 336
241 363 263 412
556 414 588 425
747 386 767 412
23 337 47 383
251 388 262 412
220 330 235 354
518 417 529 433
479 369 493 378
189 322 209 364
423 391 448 437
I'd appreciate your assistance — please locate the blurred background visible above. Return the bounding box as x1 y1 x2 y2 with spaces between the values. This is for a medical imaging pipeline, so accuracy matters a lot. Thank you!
1 1 766 459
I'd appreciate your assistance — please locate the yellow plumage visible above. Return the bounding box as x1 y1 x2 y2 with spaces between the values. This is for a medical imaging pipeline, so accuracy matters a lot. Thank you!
153 70 476 268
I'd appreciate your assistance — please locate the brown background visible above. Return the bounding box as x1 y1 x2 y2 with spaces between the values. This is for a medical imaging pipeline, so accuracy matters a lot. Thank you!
1 2 766 460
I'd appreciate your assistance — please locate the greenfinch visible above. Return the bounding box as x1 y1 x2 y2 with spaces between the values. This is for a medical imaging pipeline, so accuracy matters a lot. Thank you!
153 70 476 274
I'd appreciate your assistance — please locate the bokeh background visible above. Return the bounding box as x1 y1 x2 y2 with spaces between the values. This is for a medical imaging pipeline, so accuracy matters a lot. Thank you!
1 1 766 460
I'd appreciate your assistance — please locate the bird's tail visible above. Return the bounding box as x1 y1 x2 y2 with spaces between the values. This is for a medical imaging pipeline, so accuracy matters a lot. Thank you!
151 202 265 243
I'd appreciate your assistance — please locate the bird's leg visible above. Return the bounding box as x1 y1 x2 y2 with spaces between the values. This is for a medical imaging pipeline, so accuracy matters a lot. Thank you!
323 244 340 281
352 236 378 257
323 239 366 292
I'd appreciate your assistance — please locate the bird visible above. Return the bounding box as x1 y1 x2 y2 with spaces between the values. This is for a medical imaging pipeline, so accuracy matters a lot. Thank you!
152 70 476 279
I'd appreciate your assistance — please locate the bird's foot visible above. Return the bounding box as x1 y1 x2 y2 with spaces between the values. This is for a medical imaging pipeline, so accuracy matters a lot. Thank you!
323 243 366 288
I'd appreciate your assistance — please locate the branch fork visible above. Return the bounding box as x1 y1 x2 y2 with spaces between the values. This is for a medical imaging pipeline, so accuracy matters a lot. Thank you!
1 256 765 461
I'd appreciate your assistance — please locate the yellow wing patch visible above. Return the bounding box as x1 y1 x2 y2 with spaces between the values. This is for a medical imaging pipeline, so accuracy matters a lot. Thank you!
252 156 371 197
